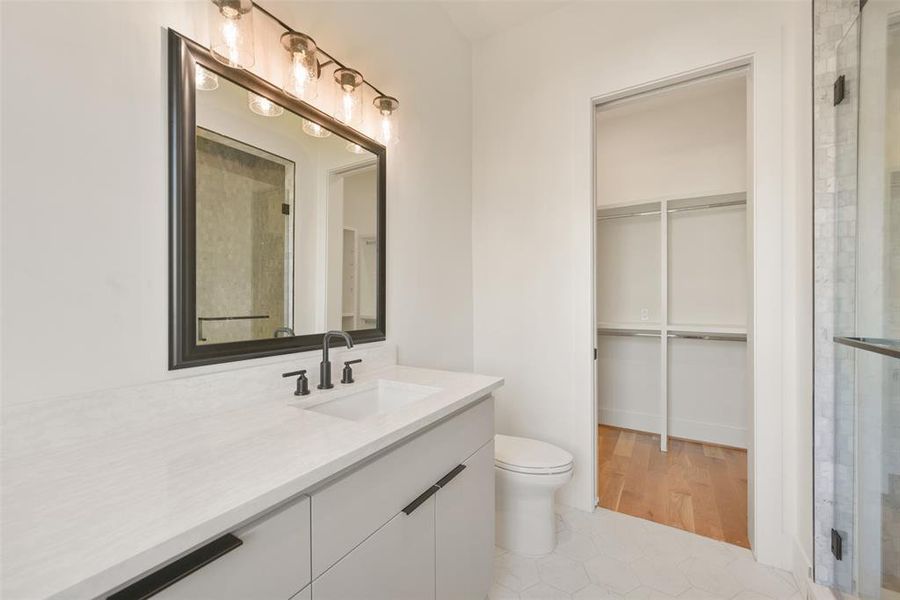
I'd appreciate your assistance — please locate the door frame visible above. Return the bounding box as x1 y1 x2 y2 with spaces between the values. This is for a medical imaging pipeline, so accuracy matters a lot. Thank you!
589 58 755 539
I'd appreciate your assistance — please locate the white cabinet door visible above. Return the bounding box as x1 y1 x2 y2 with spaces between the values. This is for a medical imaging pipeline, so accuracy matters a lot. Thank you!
312 496 435 600
153 497 311 600
311 397 493 577
435 441 495 600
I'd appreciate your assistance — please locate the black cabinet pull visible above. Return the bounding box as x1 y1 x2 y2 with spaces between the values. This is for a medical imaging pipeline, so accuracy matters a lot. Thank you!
402 464 468 516
435 464 466 489
402 485 439 515
108 533 242 600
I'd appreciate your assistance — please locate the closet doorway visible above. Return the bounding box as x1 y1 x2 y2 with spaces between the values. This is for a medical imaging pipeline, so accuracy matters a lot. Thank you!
591 67 752 549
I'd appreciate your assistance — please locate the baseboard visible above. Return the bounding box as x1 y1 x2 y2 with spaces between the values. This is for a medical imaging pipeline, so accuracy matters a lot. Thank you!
598 408 660 435
670 417 747 449
792 537 814 599
807 579 846 600
598 408 748 449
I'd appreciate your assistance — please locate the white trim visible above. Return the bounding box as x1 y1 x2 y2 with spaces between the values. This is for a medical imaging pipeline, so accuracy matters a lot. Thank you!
590 57 759 544
660 197 669 452
590 93 600 510
598 408 748 449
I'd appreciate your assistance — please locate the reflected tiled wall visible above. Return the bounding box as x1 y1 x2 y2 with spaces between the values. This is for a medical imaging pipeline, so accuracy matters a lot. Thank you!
196 135 288 344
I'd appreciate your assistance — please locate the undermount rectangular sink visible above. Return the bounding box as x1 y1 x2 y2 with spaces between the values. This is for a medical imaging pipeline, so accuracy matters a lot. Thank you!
305 380 441 421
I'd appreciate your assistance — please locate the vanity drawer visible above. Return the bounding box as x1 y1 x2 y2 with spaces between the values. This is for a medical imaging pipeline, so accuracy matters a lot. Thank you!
311 396 493 577
115 496 311 600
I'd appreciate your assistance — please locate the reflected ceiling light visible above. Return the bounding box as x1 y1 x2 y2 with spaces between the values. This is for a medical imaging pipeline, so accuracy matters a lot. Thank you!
346 142 367 155
247 92 283 117
373 95 399 146
195 64 219 91
333 67 364 127
209 0 255 69
281 31 319 102
302 119 332 138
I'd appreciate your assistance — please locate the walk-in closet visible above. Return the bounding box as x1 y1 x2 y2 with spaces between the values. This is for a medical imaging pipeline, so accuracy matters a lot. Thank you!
593 69 751 547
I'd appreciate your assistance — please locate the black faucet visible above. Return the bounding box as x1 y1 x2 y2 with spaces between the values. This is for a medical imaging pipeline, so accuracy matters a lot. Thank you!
282 369 310 396
318 330 354 390
341 359 363 384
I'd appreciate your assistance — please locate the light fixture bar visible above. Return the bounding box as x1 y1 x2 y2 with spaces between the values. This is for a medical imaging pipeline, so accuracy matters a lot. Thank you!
251 1 390 99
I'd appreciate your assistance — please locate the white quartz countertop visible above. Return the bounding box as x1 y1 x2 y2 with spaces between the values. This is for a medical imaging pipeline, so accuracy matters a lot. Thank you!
1 365 503 599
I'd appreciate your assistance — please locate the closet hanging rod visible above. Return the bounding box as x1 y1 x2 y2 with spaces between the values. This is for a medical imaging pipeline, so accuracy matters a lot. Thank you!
597 328 661 338
667 331 747 342
666 199 746 214
596 210 661 222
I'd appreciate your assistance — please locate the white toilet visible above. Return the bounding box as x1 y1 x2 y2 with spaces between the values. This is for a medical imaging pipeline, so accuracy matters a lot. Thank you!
494 434 574 556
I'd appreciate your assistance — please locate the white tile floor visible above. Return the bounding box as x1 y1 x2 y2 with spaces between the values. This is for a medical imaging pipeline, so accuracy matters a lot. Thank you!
490 506 804 600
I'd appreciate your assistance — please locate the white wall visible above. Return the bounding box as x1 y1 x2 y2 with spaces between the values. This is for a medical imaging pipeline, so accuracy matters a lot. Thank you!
596 215 660 326
472 0 812 571
1 1 474 406
595 74 748 206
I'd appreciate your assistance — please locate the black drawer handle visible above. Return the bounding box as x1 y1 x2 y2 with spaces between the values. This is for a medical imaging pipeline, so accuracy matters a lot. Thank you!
435 464 466 489
402 464 467 516
402 484 439 515
108 533 243 600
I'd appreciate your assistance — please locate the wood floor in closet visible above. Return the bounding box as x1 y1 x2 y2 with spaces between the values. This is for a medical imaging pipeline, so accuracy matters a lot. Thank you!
597 425 750 548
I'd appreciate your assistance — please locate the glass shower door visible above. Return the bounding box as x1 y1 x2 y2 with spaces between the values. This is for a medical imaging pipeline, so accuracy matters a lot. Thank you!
832 0 900 597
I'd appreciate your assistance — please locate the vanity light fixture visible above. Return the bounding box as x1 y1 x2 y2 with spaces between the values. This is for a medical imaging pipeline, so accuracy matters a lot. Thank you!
195 64 219 91
333 67 364 127
373 96 399 146
247 92 283 117
302 119 332 138
281 31 318 102
209 0 255 69
205 0 400 144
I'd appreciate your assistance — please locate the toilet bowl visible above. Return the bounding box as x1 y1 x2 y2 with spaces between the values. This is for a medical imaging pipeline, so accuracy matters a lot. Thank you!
494 434 574 556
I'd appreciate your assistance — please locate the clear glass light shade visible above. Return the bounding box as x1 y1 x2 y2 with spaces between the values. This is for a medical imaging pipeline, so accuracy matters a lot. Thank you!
209 0 255 69
195 64 219 91
247 92 283 117
333 68 364 127
281 32 318 102
302 119 332 138
346 142 367 155
373 96 400 146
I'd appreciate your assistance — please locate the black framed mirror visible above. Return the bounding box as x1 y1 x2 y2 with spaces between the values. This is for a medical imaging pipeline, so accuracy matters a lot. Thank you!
168 29 386 369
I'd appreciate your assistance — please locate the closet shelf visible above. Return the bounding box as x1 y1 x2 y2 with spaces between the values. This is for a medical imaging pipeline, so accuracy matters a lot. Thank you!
668 330 746 342
597 192 746 221
596 322 660 331
597 322 661 338
596 201 661 222
597 323 747 342
666 191 746 213
597 327 661 338
667 323 746 335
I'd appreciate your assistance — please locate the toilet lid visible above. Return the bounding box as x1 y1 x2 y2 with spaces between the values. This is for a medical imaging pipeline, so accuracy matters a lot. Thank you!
494 434 574 475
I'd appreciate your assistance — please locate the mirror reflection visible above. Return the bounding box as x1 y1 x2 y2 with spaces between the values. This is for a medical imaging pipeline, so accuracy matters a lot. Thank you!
194 67 378 345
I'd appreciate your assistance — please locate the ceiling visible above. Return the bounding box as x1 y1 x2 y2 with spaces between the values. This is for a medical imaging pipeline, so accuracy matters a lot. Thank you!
438 1 568 42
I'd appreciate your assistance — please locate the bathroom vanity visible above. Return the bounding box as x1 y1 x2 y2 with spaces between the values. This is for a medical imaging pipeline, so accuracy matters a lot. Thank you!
0 360 502 599
0 24 503 600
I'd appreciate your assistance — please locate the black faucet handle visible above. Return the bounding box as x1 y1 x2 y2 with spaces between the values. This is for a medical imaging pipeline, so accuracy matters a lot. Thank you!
341 359 362 384
282 370 310 396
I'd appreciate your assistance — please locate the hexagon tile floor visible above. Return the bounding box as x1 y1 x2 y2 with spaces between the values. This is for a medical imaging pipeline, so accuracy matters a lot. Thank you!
490 506 804 600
